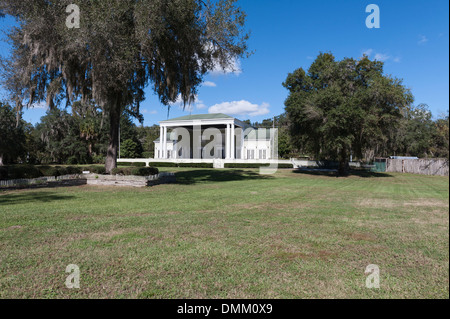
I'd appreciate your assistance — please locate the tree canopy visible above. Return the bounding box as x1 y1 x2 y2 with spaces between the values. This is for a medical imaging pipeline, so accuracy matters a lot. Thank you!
283 53 414 175
0 0 249 172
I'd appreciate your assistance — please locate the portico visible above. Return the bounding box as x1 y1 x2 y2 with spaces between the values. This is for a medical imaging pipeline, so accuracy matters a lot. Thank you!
155 114 247 160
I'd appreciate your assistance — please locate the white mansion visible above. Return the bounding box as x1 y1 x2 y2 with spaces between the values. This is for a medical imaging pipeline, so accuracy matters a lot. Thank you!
154 113 277 161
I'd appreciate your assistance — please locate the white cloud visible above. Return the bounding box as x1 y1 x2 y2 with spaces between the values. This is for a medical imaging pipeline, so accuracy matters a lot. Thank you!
208 100 270 117
418 34 428 45
169 94 206 111
362 49 373 56
362 49 400 63
374 53 390 62
31 102 48 109
202 81 217 87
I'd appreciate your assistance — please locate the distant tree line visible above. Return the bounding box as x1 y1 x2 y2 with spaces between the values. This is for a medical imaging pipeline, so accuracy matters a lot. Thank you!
278 53 448 174
0 101 160 166
248 106 448 162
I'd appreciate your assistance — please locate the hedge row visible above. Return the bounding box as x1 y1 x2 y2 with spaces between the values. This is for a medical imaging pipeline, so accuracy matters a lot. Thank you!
150 162 214 168
117 162 146 167
0 165 85 180
111 167 159 176
224 163 294 169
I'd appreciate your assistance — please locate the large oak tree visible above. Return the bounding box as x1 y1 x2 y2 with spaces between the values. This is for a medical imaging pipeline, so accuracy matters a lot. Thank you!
283 53 414 175
0 0 249 172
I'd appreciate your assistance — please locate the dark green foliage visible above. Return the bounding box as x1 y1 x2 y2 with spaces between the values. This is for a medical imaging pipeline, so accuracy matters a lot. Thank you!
120 139 143 159
118 162 146 167
112 166 159 176
150 162 179 168
0 166 8 180
224 163 293 169
142 152 153 159
284 53 414 175
0 102 27 165
65 166 83 175
133 167 159 176
88 166 107 175
4 165 42 179
37 166 82 177
178 163 214 168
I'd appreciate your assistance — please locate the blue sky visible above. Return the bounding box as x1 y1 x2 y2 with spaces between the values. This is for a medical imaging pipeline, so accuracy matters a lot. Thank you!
0 0 448 126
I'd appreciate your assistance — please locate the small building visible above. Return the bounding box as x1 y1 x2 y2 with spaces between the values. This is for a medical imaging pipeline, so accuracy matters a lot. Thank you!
154 113 277 160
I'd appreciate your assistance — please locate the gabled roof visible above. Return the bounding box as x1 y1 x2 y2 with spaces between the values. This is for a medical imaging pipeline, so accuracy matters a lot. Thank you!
161 113 234 122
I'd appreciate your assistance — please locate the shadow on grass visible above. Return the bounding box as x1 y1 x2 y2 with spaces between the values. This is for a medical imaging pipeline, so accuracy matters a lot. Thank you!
293 169 393 178
0 191 76 206
174 169 274 185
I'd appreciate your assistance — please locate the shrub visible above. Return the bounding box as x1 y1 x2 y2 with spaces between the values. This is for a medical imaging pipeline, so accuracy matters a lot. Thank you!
56 167 68 176
224 163 264 169
112 166 159 176
224 163 294 169
40 166 61 177
65 166 83 175
131 167 159 176
178 163 214 168
118 162 146 167
142 152 153 159
0 166 8 180
66 156 78 165
8 165 43 179
150 162 179 167
92 155 105 164
88 166 106 175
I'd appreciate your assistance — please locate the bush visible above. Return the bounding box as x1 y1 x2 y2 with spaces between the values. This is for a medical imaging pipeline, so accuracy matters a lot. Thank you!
118 162 146 167
39 166 61 177
7 165 43 179
92 155 105 164
112 166 159 176
132 167 159 176
142 152 153 159
150 162 179 167
65 166 83 175
224 163 264 169
0 166 9 180
87 166 106 175
66 156 78 165
224 163 294 169
111 167 132 176
178 163 214 168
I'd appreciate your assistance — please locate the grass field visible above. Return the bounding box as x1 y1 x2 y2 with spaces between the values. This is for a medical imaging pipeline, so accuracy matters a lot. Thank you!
0 168 448 299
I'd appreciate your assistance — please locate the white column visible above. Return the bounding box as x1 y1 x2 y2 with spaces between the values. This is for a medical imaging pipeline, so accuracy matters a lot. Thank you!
225 124 230 159
240 128 245 159
163 126 167 159
231 123 235 159
159 125 164 159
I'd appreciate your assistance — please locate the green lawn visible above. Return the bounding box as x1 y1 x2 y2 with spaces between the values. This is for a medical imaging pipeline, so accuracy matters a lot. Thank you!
0 168 448 299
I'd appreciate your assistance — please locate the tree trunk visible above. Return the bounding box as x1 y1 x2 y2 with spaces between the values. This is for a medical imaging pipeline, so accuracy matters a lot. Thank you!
105 107 120 174
338 147 350 176
0 153 4 166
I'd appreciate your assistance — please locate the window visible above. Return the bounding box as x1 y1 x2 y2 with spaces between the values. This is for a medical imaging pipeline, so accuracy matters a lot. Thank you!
259 150 267 160
247 149 255 159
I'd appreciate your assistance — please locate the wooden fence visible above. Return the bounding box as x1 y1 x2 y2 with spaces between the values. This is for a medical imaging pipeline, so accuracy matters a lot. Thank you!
386 158 449 176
